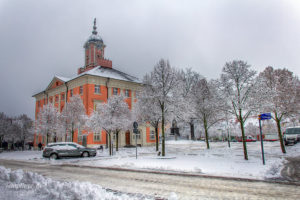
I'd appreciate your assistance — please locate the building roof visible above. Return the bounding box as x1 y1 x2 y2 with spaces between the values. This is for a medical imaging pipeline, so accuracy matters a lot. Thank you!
33 66 141 97
54 75 70 82
73 66 141 83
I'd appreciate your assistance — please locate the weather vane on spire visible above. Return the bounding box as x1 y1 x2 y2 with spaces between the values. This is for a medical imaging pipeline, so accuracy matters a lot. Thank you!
92 18 97 35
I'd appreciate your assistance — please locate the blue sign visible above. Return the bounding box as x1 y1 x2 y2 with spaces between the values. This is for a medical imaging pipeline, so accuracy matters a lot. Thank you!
259 113 272 120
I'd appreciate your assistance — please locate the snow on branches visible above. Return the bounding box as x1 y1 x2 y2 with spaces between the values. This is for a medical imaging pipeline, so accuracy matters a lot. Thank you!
36 103 59 143
59 95 87 142
257 66 300 153
219 60 257 160
143 59 180 156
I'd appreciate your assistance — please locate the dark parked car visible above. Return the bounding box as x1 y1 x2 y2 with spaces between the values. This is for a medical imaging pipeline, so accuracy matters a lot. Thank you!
43 142 97 159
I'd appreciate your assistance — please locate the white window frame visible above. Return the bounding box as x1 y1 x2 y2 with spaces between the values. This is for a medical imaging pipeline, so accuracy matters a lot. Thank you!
125 89 130 97
150 130 155 140
133 130 141 140
94 131 101 142
80 86 83 95
113 88 118 95
94 85 100 94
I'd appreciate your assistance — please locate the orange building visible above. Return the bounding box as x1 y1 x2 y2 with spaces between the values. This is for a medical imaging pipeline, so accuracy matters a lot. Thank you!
33 19 157 148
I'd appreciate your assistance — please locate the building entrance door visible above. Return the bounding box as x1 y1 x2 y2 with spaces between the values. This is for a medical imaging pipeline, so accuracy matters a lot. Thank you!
125 131 130 145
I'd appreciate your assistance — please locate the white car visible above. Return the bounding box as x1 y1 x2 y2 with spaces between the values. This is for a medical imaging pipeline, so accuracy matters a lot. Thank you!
284 127 300 145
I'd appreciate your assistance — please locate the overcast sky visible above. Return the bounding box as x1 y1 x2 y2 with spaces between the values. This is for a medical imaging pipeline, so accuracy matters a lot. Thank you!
0 0 300 119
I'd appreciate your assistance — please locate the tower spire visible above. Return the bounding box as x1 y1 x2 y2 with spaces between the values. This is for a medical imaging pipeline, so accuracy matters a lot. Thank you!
92 18 97 35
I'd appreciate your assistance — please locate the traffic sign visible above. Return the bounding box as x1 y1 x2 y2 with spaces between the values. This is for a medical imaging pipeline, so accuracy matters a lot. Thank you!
259 113 272 120
133 121 138 129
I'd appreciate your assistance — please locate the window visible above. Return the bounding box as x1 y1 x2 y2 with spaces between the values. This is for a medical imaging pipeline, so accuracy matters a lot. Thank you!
125 89 130 97
66 135 71 142
68 144 77 149
49 97 53 103
94 85 100 94
78 129 83 142
133 130 141 140
55 95 59 102
94 131 101 141
70 89 73 97
79 86 83 95
150 130 155 140
113 88 118 95
61 93 65 100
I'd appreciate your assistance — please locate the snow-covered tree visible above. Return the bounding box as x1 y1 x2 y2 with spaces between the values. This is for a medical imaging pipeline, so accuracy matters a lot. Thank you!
60 95 87 142
174 68 202 140
15 114 33 150
0 112 11 147
258 66 300 153
143 59 179 156
134 89 161 151
218 60 258 160
88 94 132 155
191 78 224 149
36 103 60 144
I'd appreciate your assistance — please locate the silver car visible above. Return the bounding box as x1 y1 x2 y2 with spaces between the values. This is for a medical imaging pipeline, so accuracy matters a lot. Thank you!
43 142 97 159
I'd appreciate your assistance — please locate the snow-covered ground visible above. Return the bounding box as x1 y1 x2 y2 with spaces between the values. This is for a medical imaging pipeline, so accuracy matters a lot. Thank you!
0 166 154 200
1 140 299 180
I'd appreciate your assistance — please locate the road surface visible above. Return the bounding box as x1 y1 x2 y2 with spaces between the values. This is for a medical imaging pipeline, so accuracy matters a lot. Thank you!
0 159 299 200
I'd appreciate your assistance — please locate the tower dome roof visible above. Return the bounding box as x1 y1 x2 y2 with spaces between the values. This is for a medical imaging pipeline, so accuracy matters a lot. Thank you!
84 18 104 47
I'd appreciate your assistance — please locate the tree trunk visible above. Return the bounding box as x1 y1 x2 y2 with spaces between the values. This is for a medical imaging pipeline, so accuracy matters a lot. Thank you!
0 136 3 148
190 121 195 140
161 104 165 157
239 111 248 160
155 125 159 151
109 133 112 156
275 115 286 154
227 128 231 148
105 132 108 149
203 117 210 149
116 131 119 151
71 124 74 142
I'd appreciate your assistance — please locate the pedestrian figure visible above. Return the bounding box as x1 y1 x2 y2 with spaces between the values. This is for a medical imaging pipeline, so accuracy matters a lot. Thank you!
98 145 103 152
38 142 42 151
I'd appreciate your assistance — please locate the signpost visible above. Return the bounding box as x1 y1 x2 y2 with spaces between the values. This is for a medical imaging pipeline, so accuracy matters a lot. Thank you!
133 122 138 159
258 113 272 165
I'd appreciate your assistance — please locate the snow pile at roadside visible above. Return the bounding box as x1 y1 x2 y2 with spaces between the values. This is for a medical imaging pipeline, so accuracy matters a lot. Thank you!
0 166 152 200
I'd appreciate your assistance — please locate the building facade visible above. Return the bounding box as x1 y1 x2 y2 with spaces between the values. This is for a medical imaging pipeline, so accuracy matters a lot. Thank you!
33 19 158 148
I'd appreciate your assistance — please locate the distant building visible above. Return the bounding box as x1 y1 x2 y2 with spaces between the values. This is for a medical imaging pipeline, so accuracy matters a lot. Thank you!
33 19 157 148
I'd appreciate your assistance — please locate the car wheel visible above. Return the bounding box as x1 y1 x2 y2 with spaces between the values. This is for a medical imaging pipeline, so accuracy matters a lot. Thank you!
50 153 58 160
82 152 89 157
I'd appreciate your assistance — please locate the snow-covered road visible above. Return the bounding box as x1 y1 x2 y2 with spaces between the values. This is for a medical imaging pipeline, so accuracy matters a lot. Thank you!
2 141 299 180
1 159 299 200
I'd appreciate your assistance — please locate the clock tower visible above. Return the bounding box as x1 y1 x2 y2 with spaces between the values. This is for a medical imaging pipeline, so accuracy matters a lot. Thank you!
78 18 112 74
